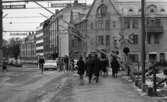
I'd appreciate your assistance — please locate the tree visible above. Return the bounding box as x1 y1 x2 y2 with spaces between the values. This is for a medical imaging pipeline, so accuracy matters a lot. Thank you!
7 38 21 59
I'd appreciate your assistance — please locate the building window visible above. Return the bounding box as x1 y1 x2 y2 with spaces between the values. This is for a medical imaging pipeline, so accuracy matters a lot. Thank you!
96 4 107 17
112 21 116 28
129 8 133 12
132 18 138 29
133 35 138 44
161 8 165 12
129 54 139 62
154 35 159 44
98 35 104 45
147 33 151 44
150 9 154 13
124 18 131 29
106 35 110 46
105 20 110 30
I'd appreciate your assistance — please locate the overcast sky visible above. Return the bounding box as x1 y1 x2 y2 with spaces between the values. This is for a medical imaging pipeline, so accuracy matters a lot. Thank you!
3 0 167 40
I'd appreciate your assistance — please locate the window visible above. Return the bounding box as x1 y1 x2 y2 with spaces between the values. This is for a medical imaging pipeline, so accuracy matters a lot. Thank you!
124 18 131 29
147 33 151 44
106 35 110 46
150 9 154 13
98 35 104 45
129 8 133 12
154 35 159 44
161 8 165 12
133 35 138 44
90 22 94 29
132 18 138 29
129 54 139 62
96 4 107 17
105 20 110 30
112 21 116 28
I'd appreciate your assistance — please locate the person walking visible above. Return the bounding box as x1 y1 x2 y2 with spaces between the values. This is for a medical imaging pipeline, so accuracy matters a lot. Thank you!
2 58 8 72
93 54 101 83
100 55 109 77
111 56 120 78
38 56 45 73
85 54 94 84
77 56 85 80
64 56 69 72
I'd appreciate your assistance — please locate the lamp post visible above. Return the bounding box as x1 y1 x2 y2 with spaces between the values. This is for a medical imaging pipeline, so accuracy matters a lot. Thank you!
141 0 146 84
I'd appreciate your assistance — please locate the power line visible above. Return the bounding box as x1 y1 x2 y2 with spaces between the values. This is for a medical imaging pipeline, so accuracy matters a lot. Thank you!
2 0 74 3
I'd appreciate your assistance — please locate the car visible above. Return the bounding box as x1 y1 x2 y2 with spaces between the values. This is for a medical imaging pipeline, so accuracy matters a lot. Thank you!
43 60 57 70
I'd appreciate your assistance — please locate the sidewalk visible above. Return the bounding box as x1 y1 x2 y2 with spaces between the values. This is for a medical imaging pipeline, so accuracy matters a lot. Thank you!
72 74 161 102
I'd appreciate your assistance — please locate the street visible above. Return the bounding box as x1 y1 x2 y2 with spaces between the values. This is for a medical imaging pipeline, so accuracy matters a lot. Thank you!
0 65 164 102
0 65 73 102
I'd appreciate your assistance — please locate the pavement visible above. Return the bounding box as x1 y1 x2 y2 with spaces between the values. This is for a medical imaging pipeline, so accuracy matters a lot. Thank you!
71 73 162 102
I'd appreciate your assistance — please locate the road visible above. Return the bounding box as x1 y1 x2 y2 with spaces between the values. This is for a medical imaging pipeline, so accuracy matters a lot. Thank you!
0 65 73 102
0 65 165 102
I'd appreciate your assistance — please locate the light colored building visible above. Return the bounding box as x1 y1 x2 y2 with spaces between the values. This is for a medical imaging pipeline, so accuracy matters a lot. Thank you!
75 0 167 63
36 23 44 56
43 0 89 59
20 33 36 63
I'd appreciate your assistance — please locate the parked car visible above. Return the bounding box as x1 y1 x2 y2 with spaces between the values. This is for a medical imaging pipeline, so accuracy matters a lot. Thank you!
43 60 57 70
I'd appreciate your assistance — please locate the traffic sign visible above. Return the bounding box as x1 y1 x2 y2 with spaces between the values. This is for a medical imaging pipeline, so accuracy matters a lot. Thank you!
3 4 26 9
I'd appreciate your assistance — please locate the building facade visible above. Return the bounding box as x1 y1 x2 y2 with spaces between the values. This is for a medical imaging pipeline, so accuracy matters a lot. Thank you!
75 0 167 62
43 0 89 59
36 23 44 56
20 33 36 63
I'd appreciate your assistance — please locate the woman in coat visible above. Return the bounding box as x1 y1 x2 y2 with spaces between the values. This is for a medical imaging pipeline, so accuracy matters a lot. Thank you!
77 56 85 80
111 56 120 78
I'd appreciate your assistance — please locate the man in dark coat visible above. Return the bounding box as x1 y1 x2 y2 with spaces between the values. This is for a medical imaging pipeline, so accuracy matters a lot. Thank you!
77 56 85 80
100 56 109 77
86 54 94 84
38 56 45 73
111 56 120 78
93 54 101 83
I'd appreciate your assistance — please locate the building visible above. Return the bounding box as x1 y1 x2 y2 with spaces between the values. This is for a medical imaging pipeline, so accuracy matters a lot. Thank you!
117 1 167 62
36 23 44 57
20 33 36 63
78 0 122 58
43 0 89 59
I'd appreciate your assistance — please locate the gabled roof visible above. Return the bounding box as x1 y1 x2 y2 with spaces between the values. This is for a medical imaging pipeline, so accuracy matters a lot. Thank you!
86 0 122 19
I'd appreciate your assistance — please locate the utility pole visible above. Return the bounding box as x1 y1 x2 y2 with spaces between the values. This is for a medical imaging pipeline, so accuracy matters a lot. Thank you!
0 0 3 61
141 0 146 84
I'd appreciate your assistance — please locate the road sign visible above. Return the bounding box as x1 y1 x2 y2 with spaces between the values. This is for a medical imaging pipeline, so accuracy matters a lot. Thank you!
3 5 26 9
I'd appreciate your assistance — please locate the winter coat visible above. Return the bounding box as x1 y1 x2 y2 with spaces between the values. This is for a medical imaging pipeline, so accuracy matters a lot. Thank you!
38 58 45 65
111 58 120 73
93 58 101 76
77 60 85 75
85 59 94 76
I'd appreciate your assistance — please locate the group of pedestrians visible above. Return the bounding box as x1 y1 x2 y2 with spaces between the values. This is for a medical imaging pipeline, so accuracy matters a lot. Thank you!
76 53 120 84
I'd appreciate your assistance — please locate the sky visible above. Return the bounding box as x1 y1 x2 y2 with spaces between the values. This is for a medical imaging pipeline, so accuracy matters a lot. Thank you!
3 0 167 40
3 0 94 40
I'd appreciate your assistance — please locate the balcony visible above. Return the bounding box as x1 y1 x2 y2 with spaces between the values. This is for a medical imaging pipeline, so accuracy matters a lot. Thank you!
146 24 163 33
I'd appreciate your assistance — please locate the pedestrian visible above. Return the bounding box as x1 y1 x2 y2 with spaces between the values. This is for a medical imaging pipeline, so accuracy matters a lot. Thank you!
64 56 69 72
111 56 120 78
77 56 85 80
85 54 94 84
2 58 8 72
93 54 101 83
38 56 45 73
100 55 109 77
